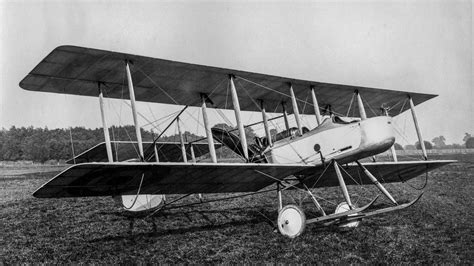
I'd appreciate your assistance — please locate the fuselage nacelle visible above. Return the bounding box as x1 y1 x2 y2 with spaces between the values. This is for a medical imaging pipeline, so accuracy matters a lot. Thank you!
266 116 395 165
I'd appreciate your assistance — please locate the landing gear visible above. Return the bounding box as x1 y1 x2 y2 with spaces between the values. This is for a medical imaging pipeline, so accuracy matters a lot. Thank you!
274 160 421 238
277 205 306 238
334 202 360 228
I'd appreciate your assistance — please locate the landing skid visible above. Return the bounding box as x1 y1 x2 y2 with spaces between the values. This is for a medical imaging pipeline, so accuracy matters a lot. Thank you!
339 193 423 224
306 195 379 225
277 193 423 237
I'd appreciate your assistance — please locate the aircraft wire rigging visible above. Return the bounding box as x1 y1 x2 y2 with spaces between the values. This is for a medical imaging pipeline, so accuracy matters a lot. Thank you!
22 45 456 238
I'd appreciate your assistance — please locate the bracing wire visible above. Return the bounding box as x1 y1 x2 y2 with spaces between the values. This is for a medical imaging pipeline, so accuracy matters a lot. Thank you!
301 91 310 114
122 173 146 210
133 66 206 129
254 169 338 207
346 92 355 117
68 127 76 164
360 93 379 117
235 75 347 117
399 98 408 115
400 168 429 190
144 106 189 161
338 164 377 202
62 89 76 164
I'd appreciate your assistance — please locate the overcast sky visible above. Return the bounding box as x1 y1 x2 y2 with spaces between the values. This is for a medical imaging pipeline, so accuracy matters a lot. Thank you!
0 0 472 145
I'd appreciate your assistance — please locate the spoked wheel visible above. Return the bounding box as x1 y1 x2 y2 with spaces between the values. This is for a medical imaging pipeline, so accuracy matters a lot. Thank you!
277 205 306 238
334 202 360 228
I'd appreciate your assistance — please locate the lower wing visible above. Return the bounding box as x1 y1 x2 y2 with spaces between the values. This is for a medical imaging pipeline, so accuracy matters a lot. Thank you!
33 163 312 198
299 160 455 187
33 160 454 198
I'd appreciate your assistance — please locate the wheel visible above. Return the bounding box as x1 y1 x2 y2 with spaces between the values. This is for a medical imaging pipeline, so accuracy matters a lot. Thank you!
334 202 360 228
277 205 306 238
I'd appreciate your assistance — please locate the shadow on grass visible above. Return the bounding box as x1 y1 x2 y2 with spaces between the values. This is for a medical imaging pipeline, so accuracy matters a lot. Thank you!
89 216 267 243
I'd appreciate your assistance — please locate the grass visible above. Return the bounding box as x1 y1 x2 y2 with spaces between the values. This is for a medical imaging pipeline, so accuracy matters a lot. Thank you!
1 154 473 263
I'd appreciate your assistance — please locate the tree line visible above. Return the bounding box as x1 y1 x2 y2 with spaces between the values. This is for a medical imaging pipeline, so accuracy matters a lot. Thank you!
0 126 204 163
402 133 474 150
0 126 472 163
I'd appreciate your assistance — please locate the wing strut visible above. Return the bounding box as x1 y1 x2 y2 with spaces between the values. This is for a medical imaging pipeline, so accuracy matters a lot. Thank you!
188 143 203 201
189 143 196 162
281 102 290 131
201 94 217 163
153 143 160 162
409 95 428 160
98 83 113 162
356 90 377 161
310 86 322 125
290 84 303 135
333 160 353 208
126 61 144 160
384 108 398 162
355 90 367 120
260 100 273 146
177 117 188 162
355 161 397 204
230 75 249 160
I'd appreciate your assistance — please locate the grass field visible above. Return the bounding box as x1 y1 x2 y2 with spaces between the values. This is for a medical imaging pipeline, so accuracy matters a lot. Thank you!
1 155 473 263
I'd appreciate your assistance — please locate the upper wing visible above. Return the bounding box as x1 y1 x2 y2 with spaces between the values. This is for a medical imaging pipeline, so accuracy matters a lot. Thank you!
20 45 436 117
66 141 221 164
33 160 454 198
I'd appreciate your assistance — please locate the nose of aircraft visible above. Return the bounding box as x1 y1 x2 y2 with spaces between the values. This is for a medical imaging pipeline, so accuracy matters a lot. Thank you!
360 116 395 154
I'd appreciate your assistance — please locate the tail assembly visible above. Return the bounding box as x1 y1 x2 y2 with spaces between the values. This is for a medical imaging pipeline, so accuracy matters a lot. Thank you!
211 127 267 163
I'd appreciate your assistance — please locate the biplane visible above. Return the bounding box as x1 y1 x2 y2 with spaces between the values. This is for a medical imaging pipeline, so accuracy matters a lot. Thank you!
20 45 454 238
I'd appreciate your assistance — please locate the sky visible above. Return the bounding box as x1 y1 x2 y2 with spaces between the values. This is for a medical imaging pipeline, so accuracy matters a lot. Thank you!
0 0 472 146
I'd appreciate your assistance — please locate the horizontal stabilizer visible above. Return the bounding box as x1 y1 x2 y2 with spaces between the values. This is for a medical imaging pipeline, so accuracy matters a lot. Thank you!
67 141 221 164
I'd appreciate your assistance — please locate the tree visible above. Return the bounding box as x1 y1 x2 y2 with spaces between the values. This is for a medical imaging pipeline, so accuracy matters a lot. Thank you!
1 126 32 160
393 143 404 150
463 133 472 143
466 137 474 148
404 144 416 150
463 133 474 148
415 140 433 150
432 136 446 149
0 125 211 162
21 129 49 163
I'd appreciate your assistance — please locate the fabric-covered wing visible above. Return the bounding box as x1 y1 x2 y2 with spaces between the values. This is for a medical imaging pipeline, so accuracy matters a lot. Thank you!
299 160 455 187
20 45 436 117
33 162 314 198
33 160 453 198
66 141 220 164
